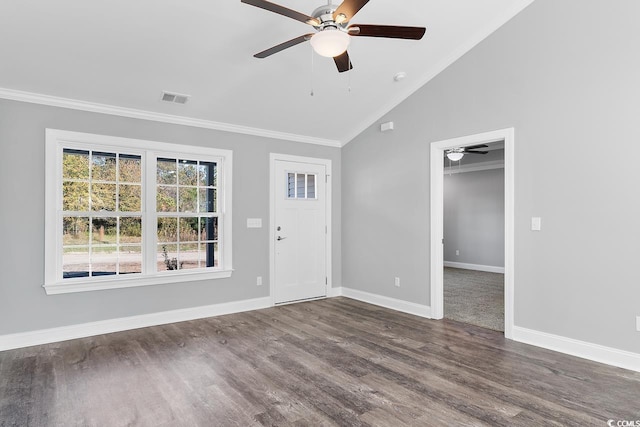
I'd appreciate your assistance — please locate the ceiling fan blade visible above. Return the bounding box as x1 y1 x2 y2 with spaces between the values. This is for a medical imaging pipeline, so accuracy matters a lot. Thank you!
465 150 489 154
333 51 353 73
465 144 489 150
333 0 370 23
348 24 426 40
254 34 313 58
241 0 320 26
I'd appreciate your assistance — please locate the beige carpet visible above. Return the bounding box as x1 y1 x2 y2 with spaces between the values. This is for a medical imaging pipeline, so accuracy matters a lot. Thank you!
444 267 504 332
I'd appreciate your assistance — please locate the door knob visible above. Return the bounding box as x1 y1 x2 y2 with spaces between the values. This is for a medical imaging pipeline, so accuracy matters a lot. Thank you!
277 236 287 241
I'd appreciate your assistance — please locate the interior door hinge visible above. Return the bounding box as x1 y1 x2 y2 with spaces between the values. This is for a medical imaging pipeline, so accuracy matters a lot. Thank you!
325 174 328 183
442 238 444 244
325 277 328 285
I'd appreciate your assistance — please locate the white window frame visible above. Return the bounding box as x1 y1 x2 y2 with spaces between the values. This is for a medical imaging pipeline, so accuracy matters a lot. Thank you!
44 129 233 295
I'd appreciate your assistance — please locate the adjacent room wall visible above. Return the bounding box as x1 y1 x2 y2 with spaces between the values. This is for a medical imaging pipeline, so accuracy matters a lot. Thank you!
0 98 341 335
444 168 504 269
342 0 640 354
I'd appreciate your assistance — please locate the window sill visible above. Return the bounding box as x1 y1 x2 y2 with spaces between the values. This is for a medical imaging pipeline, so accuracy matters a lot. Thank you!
43 269 233 295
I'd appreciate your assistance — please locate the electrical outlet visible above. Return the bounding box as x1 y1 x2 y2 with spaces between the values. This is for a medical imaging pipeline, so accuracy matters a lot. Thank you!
394 277 400 287
257 276 262 286
456 250 460 256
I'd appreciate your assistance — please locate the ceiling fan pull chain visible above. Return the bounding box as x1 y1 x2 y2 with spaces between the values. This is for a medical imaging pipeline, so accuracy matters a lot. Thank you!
347 65 352 93
310 44 315 97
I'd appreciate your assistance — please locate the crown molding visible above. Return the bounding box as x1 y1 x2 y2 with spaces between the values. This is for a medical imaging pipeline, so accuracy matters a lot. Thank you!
341 0 536 146
0 87 342 148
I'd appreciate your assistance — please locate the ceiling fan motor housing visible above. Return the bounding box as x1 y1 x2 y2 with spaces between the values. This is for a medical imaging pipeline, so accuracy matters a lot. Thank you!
311 4 348 31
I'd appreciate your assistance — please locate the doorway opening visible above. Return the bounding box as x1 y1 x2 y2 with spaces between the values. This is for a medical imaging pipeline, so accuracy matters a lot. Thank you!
443 142 505 331
430 128 514 338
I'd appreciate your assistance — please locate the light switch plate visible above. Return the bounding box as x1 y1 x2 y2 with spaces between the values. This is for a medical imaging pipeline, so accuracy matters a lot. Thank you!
531 217 541 231
636 316 640 332
247 218 262 228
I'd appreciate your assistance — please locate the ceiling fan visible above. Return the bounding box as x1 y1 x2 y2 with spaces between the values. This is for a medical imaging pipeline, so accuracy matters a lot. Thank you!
445 145 489 161
240 0 426 72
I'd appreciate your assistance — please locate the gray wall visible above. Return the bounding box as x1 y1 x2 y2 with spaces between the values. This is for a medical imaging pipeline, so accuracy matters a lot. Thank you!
444 168 504 267
342 0 640 353
0 99 341 335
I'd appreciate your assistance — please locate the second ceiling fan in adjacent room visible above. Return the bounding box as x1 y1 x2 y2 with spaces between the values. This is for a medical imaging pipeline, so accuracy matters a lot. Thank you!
241 0 426 72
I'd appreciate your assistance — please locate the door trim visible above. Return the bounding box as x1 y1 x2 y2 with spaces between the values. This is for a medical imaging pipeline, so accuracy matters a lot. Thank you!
429 128 515 339
269 153 332 306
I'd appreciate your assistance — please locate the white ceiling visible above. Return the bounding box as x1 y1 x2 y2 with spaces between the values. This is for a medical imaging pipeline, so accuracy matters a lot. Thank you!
0 0 533 146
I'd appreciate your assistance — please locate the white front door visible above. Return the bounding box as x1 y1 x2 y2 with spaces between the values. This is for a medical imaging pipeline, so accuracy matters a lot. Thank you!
273 158 327 304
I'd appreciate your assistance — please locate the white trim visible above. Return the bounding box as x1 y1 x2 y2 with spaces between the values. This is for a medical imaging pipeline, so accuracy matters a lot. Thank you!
443 261 504 274
269 153 332 306
512 326 640 373
44 128 233 294
328 286 343 297
0 297 271 352
341 287 432 319
341 0 535 146
430 127 515 339
44 270 234 295
443 160 504 175
0 88 340 148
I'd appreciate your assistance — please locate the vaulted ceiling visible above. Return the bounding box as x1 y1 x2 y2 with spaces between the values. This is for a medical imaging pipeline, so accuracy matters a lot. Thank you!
0 0 533 146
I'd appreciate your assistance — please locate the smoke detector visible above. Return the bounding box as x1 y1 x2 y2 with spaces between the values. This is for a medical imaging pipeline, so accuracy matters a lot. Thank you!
161 91 190 104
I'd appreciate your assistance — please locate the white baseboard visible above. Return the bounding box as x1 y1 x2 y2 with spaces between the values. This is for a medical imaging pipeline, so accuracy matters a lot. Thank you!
512 326 640 373
339 287 431 319
444 261 505 274
0 297 272 352
328 286 343 297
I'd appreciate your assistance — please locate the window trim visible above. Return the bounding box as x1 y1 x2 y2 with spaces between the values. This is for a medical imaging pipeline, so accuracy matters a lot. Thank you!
44 129 233 295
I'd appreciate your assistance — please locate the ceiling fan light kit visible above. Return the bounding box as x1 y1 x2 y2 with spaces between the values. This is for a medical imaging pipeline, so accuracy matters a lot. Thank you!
310 28 350 57
445 144 491 162
240 0 426 73
446 151 464 161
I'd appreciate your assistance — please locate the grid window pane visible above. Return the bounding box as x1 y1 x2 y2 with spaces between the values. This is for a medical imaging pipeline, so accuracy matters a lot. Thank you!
199 188 216 213
63 150 89 180
63 182 90 211
158 244 179 271
307 174 316 199
91 251 117 276
198 162 216 187
63 247 90 279
119 184 141 212
296 174 305 198
157 158 177 185
179 243 199 270
92 218 117 244
178 160 198 186
120 217 142 244
92 183 117 211
157 217 178 243
179 217 199 242
63 217 90 245
287 173 295 198
157 186 177 212
119 246 142 274
91 152 117 181
178 187 197 212
119 154 141 183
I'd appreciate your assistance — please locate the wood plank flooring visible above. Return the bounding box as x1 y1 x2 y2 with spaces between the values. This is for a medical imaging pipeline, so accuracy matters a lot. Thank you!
1 297 639 426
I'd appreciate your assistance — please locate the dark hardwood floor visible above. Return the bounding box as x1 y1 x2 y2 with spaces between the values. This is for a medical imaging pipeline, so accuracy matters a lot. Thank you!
1 297 639 426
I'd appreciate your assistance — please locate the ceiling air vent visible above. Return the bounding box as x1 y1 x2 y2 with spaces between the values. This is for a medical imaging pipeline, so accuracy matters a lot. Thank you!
161 91 190 104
